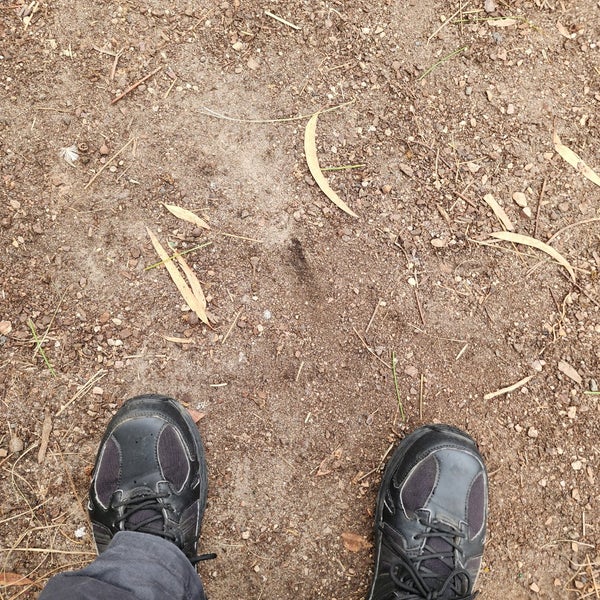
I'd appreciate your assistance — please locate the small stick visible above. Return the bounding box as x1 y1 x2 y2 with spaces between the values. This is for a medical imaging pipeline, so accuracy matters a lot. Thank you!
365 299 380 334
483 375 534 400
56 369 107 417
419 374 424 419
413 286 426 325
533 177 546 239
84 137 134 190
391 350 405 422
222 309 242 344
217 231 264 243
427 1 469 43
110 66 162 105
264 10 301 30
93 46 119 57
110 50 122 81
356 442 394 482
453 188 477 208
37 412 53 464
352 327 389 368
295 361 305 382
164 77 177 99
455 343 468 361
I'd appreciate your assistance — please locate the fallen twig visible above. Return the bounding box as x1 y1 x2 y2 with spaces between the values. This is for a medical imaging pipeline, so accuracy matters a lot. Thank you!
111 66 162 105
264 9 301 30
84 138 134 190
56 370 107 417
37 412 53 464
484 375 534 400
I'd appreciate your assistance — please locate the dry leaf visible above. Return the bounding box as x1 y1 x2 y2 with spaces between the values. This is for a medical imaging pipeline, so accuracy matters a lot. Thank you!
557 360 583 385
304 114 358 218
341 532 372 552
164 204 210 230
146 228 209 324
483 193 514 231
187 408 206 423
553 131 600 188
316 447 343 476
488 18 517 27
489 231 576 282
0 573 35 587
174 253 207 311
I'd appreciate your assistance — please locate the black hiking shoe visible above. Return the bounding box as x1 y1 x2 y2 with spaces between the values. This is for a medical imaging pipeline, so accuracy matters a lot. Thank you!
366 425 488 600
88 394 214 564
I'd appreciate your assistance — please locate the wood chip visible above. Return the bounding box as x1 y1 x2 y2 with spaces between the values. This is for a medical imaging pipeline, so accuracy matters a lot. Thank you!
187 408 206 423
37 412 53 464
304 114 358 218
163 336 196 344
164 204 210 230
557 360 583 385
147 228 209 324
341 532 372 552
484 375 534 400
489 231 576 282
483 194 514 231
553 130 600 188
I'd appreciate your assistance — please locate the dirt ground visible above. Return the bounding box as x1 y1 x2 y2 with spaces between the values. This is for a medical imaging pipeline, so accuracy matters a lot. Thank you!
1 0 599 598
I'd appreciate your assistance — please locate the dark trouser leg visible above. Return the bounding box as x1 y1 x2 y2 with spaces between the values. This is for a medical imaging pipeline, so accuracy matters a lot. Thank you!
39 532 206 600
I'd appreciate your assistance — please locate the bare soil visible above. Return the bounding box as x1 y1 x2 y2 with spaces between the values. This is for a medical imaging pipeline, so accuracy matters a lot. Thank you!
1 1 599 598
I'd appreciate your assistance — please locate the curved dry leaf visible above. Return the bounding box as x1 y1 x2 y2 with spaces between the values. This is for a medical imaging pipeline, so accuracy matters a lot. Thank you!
304 114 358 218
164 204 211 230
147 228 210 324
174 252 207 311
553 131 600 188
483 193 514 231
489 231 576 282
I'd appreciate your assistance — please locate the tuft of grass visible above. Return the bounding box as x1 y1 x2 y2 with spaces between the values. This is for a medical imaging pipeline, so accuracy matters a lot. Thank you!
27 319 56 377
418 46 467 81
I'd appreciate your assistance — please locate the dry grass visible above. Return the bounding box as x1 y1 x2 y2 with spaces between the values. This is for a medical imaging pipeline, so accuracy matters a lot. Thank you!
568 555 600 599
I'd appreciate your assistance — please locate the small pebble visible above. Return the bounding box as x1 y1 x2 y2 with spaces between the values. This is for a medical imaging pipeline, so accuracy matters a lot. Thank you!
99 144 110 155
241 530 250 540
512 192 528 207
9 436 24 453
527 427 539 439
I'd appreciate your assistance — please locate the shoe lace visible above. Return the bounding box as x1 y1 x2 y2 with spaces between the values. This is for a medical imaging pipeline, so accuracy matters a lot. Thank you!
112 491 216 564
379 519 477 600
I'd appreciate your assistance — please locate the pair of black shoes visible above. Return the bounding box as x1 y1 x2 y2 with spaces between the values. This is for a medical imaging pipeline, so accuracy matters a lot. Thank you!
89 395 487 599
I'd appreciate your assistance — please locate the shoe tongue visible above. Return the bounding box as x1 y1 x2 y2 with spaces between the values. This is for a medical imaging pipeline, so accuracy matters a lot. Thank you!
124 488 164 535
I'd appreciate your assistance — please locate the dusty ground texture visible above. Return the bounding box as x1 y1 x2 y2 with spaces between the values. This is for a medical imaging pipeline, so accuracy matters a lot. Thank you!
1 0 599 598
